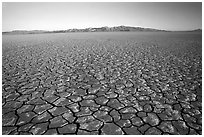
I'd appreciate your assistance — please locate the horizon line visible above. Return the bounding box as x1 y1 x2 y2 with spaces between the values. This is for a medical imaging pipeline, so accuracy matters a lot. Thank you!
2 25 202 33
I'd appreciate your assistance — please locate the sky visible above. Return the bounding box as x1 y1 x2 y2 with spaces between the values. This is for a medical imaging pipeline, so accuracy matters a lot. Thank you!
2 2 202 31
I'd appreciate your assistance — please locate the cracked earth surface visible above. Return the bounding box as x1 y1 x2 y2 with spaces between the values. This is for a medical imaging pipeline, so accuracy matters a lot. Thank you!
2 32 202 135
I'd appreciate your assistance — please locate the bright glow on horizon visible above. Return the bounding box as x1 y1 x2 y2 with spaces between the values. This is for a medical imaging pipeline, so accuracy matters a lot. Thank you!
2 2 202 31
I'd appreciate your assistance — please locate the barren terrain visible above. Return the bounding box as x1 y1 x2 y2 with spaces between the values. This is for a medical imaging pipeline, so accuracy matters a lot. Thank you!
2 32 202 135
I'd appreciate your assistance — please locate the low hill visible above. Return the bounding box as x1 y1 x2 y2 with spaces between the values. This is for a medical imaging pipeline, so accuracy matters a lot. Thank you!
3 26 201 34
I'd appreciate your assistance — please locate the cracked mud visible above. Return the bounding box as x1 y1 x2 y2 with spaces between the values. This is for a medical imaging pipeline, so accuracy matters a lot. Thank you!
2 32 202 135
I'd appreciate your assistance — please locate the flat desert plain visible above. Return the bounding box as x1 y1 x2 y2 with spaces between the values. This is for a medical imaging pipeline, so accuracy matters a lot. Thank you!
2 32 202 135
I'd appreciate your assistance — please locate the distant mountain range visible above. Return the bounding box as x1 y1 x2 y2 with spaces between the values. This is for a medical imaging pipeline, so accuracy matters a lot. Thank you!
2 26 201 34
184 29 202 32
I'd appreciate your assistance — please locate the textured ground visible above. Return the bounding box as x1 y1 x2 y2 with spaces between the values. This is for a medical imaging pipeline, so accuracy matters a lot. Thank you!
2 32 202 135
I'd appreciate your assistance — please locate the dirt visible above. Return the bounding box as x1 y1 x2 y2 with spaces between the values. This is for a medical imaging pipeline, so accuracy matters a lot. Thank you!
2 32 202 135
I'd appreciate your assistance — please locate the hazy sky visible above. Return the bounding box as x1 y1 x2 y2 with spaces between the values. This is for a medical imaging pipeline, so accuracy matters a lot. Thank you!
2 2 202 31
